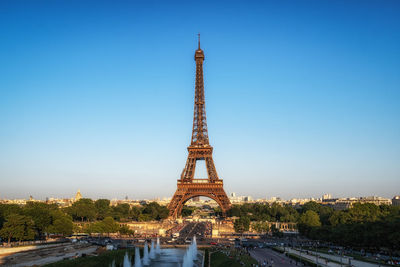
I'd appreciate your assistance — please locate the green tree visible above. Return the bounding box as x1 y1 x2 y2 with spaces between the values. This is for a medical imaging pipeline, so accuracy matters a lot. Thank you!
130 206 141 221
119 224 133 235
234 216 250 233
329 210 351 226
67 198 96 222
349 203 381 223
47 214 73 237
84 222 102 235
299 210 321 227
112 203 130 221
23 202 57 237
181 206 195 217
252 221 269 233
282 205 299 222
84 217 120 236
101 217 120 235
298 210 321 236
269 203 281 219
227 205 242 217
138 213 153 222
142 202 169 221
0 204 23 228
302 201 321 214
73 223 82 234
95 199 111 220
0 214 35 243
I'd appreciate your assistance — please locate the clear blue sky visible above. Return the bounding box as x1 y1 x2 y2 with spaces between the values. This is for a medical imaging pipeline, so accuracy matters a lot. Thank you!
0 0 399 200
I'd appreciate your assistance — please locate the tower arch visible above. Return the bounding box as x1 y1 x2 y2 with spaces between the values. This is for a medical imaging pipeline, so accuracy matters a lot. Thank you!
176 193 229 218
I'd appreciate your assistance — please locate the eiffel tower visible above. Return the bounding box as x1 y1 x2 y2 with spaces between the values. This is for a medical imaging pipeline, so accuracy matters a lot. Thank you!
168 35 231 218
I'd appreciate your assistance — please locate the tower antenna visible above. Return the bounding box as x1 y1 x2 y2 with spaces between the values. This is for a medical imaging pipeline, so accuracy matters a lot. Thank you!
198 33 200 49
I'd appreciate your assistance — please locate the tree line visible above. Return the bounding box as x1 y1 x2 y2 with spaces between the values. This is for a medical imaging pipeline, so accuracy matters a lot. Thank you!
231 201 400 251
298 202 400 251
0 202 73 243
0 199 169 243
2 199 399 251
65 198 169 222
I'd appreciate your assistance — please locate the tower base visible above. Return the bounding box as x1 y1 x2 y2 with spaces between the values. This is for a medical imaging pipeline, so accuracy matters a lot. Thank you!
168 179 231 218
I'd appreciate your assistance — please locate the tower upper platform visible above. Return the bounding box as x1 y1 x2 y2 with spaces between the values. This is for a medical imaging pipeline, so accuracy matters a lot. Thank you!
194 34 205 60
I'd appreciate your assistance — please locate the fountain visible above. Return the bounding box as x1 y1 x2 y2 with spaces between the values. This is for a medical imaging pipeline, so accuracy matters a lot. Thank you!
134 247 142 267
142 241 150 265
182 249 192 267
149 239 156 259
182 236 198 267
155 237 161 254
191 236 197 259
105 236 199 267
123 251 131 267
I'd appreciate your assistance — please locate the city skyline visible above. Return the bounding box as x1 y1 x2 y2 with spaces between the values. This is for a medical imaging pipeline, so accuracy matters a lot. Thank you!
0 188 396 205
1 1 400 200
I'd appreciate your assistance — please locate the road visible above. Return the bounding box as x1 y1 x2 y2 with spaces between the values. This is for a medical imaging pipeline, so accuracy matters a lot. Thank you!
249 248 299 267
178 222 211 242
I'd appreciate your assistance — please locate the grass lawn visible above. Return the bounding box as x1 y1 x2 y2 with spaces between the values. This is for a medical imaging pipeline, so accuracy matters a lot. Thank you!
211 250 258 267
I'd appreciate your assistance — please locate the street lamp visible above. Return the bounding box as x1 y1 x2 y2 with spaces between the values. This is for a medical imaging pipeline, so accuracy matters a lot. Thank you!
340 250 343 267
300 244 302 258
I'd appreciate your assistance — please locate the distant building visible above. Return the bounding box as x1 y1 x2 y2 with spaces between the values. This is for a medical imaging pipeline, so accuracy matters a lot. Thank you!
244 196 252 202
334 196 391 210
75 189 82 201
191 196 200 202
322 194 332 200
392 196 400 206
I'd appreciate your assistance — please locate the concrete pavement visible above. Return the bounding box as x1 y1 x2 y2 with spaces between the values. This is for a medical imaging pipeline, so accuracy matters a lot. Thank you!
286 248 380 267
249 248 298 267
285 248 340 267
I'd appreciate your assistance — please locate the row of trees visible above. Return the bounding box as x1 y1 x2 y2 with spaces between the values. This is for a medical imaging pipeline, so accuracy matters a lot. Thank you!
231 201 400 251
0 200 169 243
82 217 134 236
228 202 299 222
0 202 73 243
297 203 400 251
2 199 399 250
66 199 169 222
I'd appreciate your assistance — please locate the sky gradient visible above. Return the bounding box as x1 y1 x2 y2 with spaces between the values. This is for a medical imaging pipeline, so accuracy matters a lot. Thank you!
0 0 399 200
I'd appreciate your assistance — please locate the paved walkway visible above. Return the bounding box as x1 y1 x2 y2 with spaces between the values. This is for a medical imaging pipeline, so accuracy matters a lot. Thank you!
0 243 98 267
249 248 298 267
286 248 380 267
285 248 341 267
0 243 66 257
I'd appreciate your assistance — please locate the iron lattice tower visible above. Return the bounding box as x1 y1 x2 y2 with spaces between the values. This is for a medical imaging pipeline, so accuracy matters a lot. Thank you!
168 36 231 218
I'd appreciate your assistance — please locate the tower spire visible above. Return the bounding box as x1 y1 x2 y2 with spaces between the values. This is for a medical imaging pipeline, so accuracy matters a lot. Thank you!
198 33 200 49
192 35 208 146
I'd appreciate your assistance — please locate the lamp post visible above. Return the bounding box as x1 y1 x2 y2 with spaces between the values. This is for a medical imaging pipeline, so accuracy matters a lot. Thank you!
340 250 343 267
314 243 319 267
300 244 302 258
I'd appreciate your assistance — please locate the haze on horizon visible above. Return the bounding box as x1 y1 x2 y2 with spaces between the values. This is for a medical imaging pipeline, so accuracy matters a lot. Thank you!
0 1 399 201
